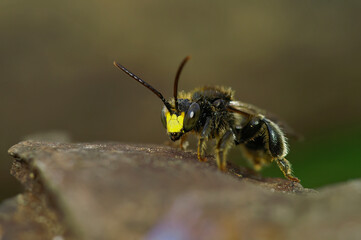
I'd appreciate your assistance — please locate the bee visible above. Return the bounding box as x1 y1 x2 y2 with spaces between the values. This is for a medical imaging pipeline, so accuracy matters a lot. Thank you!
113 56 300 182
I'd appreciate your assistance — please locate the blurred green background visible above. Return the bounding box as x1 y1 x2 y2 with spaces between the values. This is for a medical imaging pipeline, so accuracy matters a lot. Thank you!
1 0 360 200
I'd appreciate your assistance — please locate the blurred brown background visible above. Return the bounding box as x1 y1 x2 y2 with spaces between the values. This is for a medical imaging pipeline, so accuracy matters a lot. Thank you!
1 0 361 200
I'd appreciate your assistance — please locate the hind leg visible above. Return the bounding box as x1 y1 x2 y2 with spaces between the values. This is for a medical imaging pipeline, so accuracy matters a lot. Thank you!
235 115 300 182
275 158 300 182
252 157 268 171
240 145 270 171
262 119 300 182
241 146 299 182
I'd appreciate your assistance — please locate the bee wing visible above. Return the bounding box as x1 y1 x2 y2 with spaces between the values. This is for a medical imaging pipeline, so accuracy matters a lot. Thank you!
228 101 266 116
265 112 303 140
227 101 302 140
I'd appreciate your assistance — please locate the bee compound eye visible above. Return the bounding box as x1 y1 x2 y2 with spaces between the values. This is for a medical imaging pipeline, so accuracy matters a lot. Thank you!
189 111 194 118
184 102 200 132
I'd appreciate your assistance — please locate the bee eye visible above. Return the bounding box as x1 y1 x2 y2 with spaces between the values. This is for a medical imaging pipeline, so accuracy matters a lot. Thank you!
189 111 194 118
184 102 200 132
161 107 167 129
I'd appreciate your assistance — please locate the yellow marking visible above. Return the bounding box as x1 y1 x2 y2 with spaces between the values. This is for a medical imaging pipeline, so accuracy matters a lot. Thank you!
166 112 185 133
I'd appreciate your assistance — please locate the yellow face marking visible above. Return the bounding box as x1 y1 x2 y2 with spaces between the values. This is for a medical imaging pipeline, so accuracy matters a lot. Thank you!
166 112 185 133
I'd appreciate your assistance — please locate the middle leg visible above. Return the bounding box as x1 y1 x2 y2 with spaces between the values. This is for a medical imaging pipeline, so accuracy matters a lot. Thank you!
197 117 211 162
216 130 234 171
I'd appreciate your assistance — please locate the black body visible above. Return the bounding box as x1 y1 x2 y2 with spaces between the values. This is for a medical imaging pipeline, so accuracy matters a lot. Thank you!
184 87 236 137
114 57 300 182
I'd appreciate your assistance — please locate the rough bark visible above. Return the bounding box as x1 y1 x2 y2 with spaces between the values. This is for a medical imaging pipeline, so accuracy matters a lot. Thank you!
0 141 359 240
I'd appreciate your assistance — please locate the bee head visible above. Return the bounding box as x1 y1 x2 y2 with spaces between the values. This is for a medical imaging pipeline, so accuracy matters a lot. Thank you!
161 100 200 141
114 56 192 141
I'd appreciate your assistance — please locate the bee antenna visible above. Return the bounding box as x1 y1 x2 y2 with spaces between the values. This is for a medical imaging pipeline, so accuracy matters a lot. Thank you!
174 56 191 112
113 61 174 113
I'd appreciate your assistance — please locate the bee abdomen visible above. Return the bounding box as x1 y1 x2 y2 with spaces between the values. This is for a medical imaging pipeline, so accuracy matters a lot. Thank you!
235 117 288 158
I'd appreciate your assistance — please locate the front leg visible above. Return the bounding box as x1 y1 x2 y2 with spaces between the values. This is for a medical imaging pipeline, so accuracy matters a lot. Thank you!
216 130 234 171
179 134 189 150
197 117 211 162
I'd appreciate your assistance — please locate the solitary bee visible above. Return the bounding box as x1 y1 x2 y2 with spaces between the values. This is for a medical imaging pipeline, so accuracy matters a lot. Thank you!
113 56 300 182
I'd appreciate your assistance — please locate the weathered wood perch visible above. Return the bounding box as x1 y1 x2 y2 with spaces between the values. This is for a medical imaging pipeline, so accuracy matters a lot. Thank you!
1 140 360 240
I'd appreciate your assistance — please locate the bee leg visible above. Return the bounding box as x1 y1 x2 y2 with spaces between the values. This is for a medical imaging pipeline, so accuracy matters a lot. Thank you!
216 130 234 172
253 158 264 171
197 138 207 162
275 158 300 182
197 117 211 162
179 135 189 150
263 120 300 182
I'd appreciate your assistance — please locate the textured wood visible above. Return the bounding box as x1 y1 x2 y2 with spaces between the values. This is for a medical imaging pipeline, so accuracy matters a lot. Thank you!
1 141 360 240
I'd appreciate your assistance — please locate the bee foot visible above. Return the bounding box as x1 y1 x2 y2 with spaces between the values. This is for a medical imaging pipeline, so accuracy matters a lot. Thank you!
219 163 227 172
180 141 189 151
287 175 301 183
198 157 207 162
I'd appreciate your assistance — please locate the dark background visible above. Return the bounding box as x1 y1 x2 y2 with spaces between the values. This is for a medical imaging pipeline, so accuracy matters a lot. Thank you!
1 0 361 200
